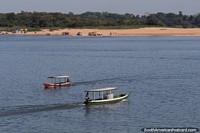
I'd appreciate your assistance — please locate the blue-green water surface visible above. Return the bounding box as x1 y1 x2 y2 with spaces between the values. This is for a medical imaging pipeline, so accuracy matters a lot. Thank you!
0 36 199 132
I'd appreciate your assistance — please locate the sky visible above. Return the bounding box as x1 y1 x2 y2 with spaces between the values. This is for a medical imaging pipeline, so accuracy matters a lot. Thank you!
0 0 199 15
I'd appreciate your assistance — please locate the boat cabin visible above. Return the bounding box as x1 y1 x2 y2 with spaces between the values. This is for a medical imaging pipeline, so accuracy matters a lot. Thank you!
84 87 130 105
48 76 70 84
85 87 118 101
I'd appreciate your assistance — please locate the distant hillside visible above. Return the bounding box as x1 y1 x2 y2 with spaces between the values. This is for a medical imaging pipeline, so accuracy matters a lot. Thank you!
0 11 200 30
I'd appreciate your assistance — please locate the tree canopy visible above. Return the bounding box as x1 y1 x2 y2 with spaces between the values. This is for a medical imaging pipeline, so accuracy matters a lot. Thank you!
0 11 200 29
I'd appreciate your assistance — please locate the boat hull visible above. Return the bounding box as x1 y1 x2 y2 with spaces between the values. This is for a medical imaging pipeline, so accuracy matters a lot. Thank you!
43 82 71 89
84 93 130 105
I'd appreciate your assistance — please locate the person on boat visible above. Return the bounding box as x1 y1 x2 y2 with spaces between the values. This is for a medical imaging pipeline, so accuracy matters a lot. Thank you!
85 92 90 102
85 96 90 101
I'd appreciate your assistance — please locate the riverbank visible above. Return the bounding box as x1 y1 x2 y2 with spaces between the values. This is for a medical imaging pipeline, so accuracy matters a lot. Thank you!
1 28 200 36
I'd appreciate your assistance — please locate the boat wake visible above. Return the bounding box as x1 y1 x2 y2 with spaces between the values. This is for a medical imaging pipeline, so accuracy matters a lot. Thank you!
0 103 84 117
122 99 128 102
72 76 129 86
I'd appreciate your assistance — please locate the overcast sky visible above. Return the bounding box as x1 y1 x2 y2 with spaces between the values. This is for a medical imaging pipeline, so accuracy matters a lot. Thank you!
0 0 199 15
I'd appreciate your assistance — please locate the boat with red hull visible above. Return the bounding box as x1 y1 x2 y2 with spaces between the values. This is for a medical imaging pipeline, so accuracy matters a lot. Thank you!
43 76 71 89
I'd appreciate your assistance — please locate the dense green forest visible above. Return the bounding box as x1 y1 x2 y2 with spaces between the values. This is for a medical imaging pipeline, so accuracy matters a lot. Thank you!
0 11 200 30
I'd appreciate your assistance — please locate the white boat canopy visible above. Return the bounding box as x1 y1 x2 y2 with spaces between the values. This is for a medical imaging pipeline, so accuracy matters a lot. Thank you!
85 87 117 92
48 76 70 79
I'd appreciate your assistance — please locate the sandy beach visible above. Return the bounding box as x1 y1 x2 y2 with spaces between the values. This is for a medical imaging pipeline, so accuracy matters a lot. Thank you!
2 27 200 36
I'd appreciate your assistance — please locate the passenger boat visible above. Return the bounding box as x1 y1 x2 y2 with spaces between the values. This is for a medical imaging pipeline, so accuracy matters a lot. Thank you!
43 76 71 89
84 87 129 105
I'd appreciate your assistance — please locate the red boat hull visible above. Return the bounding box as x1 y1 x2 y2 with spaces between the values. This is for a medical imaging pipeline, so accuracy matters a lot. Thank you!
43 82 71 89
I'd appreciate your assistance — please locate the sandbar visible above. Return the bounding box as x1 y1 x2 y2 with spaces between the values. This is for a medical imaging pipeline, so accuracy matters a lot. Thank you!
2 28 200 36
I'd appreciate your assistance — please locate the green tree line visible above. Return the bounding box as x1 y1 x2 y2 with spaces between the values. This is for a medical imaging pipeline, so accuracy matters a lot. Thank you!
0 11 200 30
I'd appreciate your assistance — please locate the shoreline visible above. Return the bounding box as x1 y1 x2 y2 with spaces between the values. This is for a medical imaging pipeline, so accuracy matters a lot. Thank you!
1 27 200 36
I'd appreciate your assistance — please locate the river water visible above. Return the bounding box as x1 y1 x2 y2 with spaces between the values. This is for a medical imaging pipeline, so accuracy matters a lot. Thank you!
0 35 200 133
